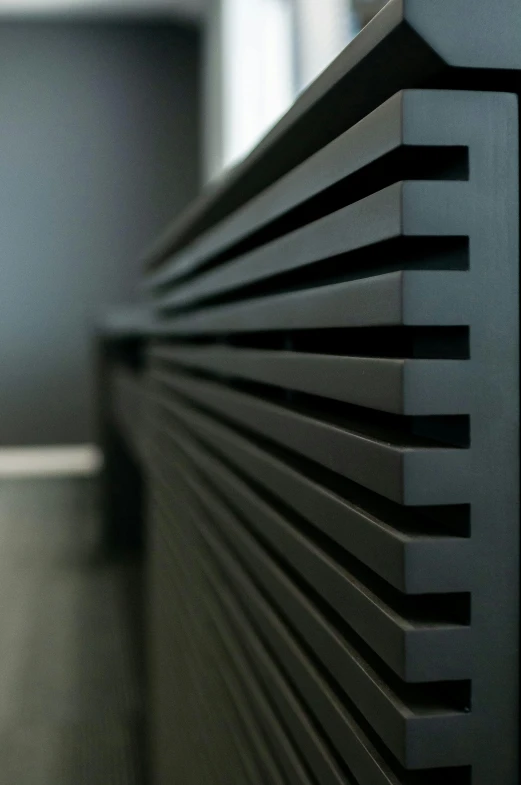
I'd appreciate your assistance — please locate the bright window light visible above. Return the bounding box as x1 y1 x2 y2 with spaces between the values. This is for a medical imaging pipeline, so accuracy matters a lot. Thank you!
221 0 294 171
205 0 389 180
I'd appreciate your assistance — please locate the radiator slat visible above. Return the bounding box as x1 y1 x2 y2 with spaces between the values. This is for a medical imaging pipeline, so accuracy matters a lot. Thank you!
145 92 406 291
150 368 470 505
150 344 470 415
148 388 471 594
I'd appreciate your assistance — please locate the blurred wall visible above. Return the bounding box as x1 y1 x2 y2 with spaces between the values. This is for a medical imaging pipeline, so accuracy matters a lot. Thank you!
0 20 200 446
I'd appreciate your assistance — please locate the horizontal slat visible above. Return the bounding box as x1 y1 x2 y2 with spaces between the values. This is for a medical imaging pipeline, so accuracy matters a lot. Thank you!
155 184 404 310
156 181 471 315
151 344 470 415
147 93 406 291
149 368 470 506
153 416 471 683
154 270 469 336
149 388 471 594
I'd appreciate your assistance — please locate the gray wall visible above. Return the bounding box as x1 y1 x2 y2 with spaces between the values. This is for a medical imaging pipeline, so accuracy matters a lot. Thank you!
0 20 200 445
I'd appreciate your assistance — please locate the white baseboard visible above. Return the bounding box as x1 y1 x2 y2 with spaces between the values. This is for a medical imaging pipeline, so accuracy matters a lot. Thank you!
0 445 103 477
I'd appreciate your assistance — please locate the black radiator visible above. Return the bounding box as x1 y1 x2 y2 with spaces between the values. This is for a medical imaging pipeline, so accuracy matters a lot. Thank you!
101 3 521 784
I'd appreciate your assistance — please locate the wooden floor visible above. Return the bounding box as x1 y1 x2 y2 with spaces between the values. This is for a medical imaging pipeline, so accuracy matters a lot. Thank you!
0 477 145 785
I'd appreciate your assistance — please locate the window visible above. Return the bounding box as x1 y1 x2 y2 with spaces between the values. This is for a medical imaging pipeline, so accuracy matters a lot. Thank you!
204 0 388 180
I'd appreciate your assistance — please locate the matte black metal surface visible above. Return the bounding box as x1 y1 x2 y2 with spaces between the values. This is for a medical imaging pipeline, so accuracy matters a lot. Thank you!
150 343 469 415
104 24 521 784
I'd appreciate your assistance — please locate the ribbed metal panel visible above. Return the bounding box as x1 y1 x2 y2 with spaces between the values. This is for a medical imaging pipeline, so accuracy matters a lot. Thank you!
79 3 521 776
134 82 520 785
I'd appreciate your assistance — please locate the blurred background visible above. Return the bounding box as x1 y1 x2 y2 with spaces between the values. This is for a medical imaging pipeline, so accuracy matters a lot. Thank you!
0 1 386 782
0 0 387 454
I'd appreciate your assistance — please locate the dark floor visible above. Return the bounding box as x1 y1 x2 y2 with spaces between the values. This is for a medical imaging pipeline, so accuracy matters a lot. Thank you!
0 477 145 784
